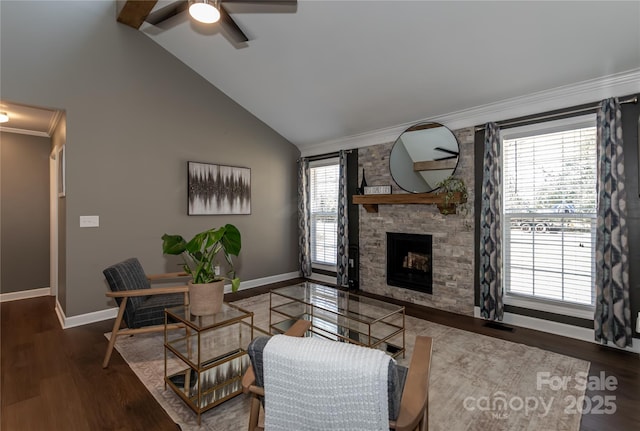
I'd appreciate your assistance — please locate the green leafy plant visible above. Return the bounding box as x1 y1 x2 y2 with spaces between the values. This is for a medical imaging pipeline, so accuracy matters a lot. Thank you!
162 224 241 291
435 176 469 217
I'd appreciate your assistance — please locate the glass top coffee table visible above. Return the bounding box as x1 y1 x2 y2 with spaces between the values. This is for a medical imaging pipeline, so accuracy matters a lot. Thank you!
269 282 405 358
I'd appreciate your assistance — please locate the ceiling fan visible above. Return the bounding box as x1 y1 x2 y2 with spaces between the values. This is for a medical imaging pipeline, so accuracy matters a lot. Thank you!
144 0 297 43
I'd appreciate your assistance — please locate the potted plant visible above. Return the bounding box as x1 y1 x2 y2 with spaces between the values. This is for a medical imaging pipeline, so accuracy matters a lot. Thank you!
162 224 241 315
435 176 468 216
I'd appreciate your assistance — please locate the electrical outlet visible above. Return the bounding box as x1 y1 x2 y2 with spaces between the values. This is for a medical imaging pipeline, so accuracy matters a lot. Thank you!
214 266 221 276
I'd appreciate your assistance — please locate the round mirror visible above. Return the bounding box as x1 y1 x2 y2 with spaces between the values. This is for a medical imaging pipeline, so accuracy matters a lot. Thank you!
389 122 460 193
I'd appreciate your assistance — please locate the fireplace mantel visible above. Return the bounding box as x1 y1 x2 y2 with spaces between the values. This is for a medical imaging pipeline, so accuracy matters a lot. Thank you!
352 192 466 214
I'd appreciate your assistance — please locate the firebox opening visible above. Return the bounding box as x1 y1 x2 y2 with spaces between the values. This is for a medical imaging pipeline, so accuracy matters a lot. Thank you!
386 232 433 294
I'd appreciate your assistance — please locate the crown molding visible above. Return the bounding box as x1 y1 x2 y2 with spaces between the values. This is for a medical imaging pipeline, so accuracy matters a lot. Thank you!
300 68 640 157
0 126 51 137
47 110 63 136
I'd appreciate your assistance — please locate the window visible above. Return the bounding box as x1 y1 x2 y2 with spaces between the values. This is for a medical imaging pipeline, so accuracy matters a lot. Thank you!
309 159 339 267
502 115 596 309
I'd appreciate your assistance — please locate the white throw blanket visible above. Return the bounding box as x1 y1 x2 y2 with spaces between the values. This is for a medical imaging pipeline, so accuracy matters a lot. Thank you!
262 334 390 431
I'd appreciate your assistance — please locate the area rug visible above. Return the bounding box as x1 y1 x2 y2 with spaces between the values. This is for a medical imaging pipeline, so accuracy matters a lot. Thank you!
108 293 590 431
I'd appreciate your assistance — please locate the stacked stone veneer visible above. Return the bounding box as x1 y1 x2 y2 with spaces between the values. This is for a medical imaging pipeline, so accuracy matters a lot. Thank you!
358 127 475 315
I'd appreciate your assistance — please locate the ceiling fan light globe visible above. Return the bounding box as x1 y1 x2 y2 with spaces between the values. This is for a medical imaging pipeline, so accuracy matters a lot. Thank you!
189 2 220 24
0 112 8 123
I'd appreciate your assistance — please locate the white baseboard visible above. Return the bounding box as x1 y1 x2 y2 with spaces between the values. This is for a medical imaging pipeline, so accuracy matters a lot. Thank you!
0 287 51 302
56 272 301 329
227 271 300 292
56 298 118 329
54 299 66 328
474 306 640 354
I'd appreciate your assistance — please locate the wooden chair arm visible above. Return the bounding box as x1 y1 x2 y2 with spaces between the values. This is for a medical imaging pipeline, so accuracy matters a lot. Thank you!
105 285 189 298
242 368 266 396
241 319 312 394
391 335 433 431
242 365 256 393
249 385 265 397
283 319 312 337
147 271 189 281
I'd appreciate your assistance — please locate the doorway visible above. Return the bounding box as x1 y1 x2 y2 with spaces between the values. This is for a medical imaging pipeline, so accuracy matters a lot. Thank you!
0 100 65 303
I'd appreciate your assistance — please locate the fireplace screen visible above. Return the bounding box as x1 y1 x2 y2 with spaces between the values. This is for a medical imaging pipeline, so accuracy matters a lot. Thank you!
386 232 433 294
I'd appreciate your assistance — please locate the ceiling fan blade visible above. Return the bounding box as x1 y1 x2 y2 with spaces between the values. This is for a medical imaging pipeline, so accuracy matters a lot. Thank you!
434 155 458 161
223 0 297 4
220 5 249 42
145 1 189 26
434 147 460 156
220 0 297 14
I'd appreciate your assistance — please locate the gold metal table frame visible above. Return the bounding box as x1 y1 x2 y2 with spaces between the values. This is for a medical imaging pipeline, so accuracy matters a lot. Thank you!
164 302 255 425
269 282 406 358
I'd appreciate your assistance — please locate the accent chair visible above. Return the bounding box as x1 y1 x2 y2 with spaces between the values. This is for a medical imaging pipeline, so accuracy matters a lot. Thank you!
102 257 189 368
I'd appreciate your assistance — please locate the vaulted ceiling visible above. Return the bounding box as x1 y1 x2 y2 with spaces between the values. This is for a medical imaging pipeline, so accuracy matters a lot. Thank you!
120 0 639 155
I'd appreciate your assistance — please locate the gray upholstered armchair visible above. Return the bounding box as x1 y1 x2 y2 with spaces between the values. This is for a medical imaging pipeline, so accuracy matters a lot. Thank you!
102 257 189 368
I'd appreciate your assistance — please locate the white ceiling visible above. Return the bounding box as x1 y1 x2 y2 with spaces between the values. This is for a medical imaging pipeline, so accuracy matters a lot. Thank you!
140 0 640 154
4 1 638 149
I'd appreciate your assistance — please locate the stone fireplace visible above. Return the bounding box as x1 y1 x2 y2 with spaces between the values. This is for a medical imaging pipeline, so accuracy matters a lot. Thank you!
386 232 432 294
357 127 475 315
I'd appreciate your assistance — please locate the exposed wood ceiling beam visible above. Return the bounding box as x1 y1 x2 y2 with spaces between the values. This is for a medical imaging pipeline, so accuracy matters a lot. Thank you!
413 159 458 171
117 0 158 29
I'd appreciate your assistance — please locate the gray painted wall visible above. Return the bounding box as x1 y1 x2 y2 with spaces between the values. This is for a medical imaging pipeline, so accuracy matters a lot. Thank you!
0 1 300 316
0 132 51 293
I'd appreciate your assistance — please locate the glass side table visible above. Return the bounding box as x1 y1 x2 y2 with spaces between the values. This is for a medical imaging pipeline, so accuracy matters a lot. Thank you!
164 302 255 425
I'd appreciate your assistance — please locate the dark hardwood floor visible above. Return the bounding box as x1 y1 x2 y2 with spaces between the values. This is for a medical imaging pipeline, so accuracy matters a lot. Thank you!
2 280 638 430
1 295 179 431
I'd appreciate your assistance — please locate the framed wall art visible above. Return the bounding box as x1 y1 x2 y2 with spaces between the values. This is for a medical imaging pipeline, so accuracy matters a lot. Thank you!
188 161 251 215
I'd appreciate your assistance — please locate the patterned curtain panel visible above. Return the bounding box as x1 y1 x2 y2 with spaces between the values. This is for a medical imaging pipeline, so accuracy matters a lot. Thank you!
298 158 312 278
479 122 504 320
594 98 632 348
336 150 349 287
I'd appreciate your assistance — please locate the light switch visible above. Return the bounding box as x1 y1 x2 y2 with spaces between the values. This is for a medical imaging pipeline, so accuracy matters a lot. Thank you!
80 215 99 228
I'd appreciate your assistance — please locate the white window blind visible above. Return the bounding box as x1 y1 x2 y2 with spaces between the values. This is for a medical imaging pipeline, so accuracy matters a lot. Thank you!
502 119 596 307
310 161 339 266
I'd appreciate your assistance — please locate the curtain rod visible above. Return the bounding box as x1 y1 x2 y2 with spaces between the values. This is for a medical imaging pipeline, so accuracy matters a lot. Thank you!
300 150 352 162
474 95 638 132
